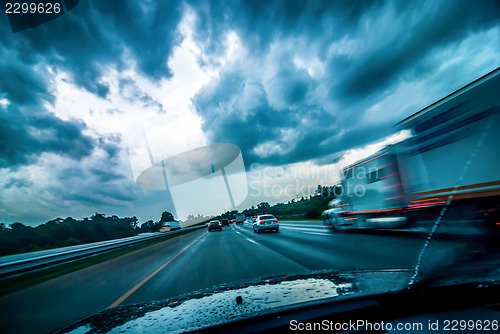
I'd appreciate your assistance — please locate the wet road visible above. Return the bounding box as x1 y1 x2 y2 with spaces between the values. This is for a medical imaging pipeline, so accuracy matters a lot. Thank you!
0 221 481 333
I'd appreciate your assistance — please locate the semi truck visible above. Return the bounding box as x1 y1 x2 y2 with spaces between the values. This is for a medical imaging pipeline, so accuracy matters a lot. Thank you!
323 67 500 232
235 213 245 224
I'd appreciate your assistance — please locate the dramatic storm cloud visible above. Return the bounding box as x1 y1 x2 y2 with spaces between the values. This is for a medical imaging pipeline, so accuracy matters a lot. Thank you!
192 0 500 165
1 0 499 225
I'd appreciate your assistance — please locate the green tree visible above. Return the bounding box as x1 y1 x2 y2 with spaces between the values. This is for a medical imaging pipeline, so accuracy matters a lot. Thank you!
160 211 175 222
139 220 161 232
257 202 270 210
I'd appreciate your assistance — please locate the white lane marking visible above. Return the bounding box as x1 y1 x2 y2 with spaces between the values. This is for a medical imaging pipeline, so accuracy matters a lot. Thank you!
245 237 261 245
238 223 331 236
279 226 327 233
237 223 330 236
232 224 310 271
279 224 324 228
302 231 332 236
233 224 262 245
108 231 206 308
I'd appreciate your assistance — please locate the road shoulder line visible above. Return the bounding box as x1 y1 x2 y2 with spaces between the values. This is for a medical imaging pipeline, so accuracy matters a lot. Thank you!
107 231 206 309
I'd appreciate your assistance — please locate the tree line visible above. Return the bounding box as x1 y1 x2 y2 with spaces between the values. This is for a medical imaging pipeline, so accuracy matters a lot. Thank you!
214 189 335 223
268 196 332 219
0 211 175 256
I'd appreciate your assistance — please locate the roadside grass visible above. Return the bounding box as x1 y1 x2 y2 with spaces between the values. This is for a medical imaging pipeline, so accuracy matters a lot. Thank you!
0 229 197 297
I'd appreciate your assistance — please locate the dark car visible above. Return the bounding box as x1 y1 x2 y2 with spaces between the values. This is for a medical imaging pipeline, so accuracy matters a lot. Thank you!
221 219 229 226
208 220 222 232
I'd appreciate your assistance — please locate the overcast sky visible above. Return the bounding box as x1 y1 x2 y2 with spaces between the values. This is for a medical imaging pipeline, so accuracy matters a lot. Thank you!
1 0 499 225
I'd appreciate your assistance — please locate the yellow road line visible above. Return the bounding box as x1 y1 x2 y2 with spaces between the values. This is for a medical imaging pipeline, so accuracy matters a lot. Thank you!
107 231 206 309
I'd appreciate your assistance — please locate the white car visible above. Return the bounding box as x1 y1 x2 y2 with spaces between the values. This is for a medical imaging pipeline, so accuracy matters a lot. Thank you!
253 214 279 233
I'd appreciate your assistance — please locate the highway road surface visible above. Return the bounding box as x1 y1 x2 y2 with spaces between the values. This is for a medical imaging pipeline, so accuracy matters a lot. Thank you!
0 220 490 333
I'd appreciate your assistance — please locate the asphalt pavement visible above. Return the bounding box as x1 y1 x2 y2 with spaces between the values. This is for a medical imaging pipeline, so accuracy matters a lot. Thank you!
0 220 485 334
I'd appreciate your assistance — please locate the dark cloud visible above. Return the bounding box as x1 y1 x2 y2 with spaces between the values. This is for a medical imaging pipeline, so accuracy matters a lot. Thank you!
0 60 47 104
195 71 393 167
0 47 98 169
0 0 183 167
339 0 500 98
1 0 499 224
98 135 122 158
3 176 33 189
194 69 339 166
8 0 496 171
0 131 138 225
0 0 183 99
190 0 382 60
0 107 95 168
192 0 500 167
52 146 137 206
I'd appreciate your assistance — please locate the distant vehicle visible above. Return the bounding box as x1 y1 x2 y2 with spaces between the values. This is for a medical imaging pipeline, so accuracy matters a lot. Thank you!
235 213 245 224
221 219 229 226
208 220 222 232
253 214 279 233
159 221 181 232
323 68 500 232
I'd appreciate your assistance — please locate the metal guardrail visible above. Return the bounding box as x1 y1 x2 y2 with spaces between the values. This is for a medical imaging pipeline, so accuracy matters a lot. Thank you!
0 225 206 278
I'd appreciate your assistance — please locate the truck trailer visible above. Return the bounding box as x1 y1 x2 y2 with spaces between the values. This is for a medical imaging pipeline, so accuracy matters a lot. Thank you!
159 220 182 232
323 67 500 232
235 213 245 224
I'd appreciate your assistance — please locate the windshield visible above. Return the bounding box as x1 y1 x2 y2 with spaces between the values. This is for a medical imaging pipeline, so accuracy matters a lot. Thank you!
0 1 499 334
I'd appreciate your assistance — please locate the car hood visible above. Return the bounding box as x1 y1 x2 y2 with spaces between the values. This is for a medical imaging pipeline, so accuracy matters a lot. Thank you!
59 269 412 334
